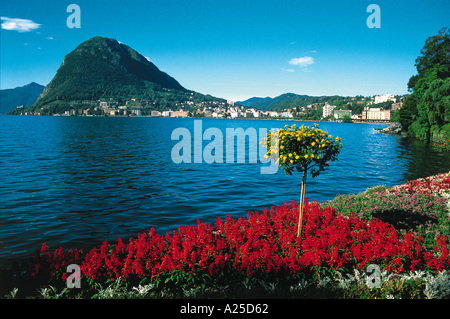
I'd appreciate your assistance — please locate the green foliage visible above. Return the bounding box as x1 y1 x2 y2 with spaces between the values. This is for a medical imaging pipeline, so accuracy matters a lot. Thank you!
342 114 352 123
408 120 429 140
391 109 400 123
401 28 450 141
398 94 419 130
250 93 302 111
413 28 450 85
14 269 450 299
431 123 450 151
423 78 450 127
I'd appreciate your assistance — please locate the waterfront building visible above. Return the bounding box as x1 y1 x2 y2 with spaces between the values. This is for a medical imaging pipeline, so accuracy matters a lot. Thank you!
267 111 279 117
374 94 396 104
322 103 336 118
230 111 241 118
362 107 391 120
170 110 189 117
253 110 262 118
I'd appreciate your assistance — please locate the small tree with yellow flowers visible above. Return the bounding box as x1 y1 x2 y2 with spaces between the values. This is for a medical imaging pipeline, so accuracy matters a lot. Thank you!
262 123 343 237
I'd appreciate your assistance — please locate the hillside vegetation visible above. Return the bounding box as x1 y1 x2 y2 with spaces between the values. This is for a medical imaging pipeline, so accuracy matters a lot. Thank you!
11 36 225 115
399 28 450 146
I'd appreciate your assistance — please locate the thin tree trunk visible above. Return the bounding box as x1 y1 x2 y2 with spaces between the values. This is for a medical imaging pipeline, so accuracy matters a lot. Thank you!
297 170 307 237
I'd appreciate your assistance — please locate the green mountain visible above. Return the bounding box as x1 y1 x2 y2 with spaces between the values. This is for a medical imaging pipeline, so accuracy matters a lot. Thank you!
250 93 303 111
239 93 373 120
236 96 272 107
269 94 353 111
0 82 44 114
20 36 225 114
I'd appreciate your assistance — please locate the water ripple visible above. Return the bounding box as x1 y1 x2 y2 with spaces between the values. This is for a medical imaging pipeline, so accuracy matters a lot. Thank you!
1 116 449 267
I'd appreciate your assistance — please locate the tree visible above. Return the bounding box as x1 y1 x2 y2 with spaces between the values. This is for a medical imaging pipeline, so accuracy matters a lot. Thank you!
261 123 342 237
422 78 450 127
412 66 442 139
342 114 353 123
398 93 419 131
413 28 450 86
402 28 450 139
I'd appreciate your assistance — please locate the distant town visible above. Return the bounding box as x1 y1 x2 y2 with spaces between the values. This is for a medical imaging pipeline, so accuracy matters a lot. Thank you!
14 93 404 123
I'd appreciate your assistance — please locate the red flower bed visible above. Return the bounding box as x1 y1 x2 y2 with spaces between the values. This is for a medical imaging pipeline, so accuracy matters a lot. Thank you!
32 199 450 284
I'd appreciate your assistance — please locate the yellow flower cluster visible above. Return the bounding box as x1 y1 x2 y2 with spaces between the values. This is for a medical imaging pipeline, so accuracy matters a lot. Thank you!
261 123 343 175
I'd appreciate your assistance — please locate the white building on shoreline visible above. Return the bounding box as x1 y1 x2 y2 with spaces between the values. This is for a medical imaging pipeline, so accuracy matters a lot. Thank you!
374 94 396 104
362 107 391 120
322 103 336 118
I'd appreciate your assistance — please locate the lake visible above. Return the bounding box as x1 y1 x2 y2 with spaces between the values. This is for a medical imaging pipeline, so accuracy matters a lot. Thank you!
1 115 449 268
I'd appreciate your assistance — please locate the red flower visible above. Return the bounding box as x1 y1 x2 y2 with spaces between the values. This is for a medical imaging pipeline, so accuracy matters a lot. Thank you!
30 195 450 286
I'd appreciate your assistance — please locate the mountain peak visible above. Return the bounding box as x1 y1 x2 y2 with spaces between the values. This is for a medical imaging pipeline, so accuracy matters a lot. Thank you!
25 82 44 88
34 36 186 107
74 36 185 90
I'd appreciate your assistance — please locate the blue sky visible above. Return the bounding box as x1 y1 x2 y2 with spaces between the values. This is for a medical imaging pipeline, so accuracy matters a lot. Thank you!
1 0 449 101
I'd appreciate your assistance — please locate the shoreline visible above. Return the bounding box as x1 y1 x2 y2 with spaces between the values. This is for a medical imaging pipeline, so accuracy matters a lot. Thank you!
2 114 393 125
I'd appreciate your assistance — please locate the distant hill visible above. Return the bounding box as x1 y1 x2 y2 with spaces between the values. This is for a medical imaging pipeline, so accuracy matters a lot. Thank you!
269 94 349 111
239 93 371 115
236 96 272 107
19 36 225 114
250 93 302 111
0 82 44 114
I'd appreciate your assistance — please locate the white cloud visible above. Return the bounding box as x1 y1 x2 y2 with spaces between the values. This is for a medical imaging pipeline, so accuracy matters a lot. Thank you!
1 16 41 32
282 68 295 73
45 36 54 40
289 56 315 67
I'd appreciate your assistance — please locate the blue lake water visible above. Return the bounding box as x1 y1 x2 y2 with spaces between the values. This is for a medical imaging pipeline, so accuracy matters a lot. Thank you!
1 115 449 267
